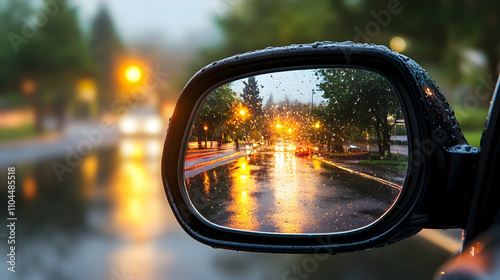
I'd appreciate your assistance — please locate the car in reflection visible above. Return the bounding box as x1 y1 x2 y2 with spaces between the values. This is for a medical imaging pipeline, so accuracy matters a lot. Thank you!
119 106 163 136
294 142 310 157
346 145 363 152
275 142 284 152
241 142 254 154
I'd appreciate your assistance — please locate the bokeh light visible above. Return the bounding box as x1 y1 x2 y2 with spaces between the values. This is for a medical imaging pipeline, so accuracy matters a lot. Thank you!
390 36 407 53
125 65 142 83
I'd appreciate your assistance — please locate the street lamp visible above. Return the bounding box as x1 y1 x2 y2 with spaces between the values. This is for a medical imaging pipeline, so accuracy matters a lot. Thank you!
125 65 142 83
311 89 315 112
203 125 208 148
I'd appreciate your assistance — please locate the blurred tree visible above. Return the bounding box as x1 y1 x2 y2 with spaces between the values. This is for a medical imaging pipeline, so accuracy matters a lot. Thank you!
318 69 403 156
446 0 500 94
192 0 337 72
34 1 94 129
1 0 94 130
310 104 345 153
241 76 263 135
0 0 35 95
198 0 500 104
89 4 124 112
192 84 238 148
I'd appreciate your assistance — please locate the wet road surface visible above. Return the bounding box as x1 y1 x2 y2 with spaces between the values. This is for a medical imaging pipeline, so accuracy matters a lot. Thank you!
0 137 457 280
186 152 401 234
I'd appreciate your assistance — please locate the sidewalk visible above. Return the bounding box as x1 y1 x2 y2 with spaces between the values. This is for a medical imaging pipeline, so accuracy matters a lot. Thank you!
0 120 119 167
313 155 406 187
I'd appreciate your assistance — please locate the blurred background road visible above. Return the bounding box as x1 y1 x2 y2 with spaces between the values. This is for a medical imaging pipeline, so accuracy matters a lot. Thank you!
0 0 495 279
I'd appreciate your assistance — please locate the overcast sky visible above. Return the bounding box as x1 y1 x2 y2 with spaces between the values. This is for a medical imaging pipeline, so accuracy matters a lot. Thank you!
73 0 223 48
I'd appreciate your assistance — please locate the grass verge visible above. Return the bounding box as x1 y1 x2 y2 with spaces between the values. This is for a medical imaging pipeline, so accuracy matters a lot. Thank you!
0 124 38 143
359 154 408 171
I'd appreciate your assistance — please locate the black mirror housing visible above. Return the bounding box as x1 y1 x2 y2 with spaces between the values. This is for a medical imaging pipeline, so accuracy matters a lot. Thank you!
161 42 478 254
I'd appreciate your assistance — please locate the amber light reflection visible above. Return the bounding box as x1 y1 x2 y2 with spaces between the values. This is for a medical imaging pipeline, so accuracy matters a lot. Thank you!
23 176 37 202
227 156 258 231
272 152 301 233
81 154 99 199
203 171 210 194
109 139 168 241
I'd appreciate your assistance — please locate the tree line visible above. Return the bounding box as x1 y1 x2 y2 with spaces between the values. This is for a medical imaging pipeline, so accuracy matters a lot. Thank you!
191 69 404 156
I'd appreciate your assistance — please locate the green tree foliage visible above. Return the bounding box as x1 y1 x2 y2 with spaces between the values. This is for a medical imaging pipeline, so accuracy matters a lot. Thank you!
317 68 403 156
89 4 124 112
201 0 499 103
192 84 238 147
0 0 34 94
0 0 94 130
445 0 500 87
241 76 263 133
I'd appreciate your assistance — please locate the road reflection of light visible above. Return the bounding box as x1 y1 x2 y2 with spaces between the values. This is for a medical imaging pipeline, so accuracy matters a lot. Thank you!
313 159 322 170
81 154 98 198
203 171 210 194
120 139 143 158
108 243 169 280
227 156 257 231
109 139 168 241
103 138 172 280
272 152 300 233
146 139 162 157
119 138 163 159
23 176 37 202
212 170 218 185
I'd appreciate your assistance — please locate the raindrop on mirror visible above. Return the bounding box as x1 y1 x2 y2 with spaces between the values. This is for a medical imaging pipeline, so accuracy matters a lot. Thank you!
184 68 407 234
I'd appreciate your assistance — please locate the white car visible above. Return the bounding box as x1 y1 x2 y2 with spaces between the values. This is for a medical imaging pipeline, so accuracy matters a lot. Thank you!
275 142 284 152
119 107 163 135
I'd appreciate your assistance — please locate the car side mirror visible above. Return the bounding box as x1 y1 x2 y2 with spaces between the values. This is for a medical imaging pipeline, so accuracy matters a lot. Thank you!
162 42 479 253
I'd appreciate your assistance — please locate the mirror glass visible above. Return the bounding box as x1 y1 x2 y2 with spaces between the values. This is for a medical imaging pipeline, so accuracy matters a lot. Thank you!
184 68 407 234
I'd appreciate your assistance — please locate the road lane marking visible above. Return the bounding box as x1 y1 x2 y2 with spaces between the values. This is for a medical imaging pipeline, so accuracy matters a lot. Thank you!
316 158 403 190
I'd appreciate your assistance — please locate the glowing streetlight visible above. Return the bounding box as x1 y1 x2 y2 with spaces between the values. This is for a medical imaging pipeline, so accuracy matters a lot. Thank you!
390 36 407 53
125 65 142 83
315 122 320 129
204 125 208 131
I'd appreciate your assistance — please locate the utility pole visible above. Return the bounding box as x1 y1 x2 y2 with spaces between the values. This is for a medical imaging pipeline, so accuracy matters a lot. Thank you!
311 89 315 113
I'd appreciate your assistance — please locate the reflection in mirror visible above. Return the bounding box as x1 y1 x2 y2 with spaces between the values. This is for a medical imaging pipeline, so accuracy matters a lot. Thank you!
184 68 407 234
